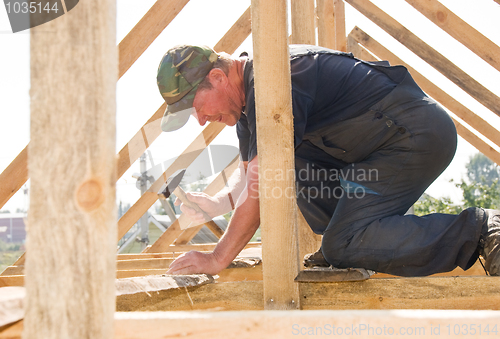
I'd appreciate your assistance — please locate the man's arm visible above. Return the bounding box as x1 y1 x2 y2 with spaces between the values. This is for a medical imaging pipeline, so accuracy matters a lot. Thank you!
167 157 260 275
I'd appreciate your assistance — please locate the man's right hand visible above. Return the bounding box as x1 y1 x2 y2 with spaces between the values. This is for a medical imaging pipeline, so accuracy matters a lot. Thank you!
175 192 221 224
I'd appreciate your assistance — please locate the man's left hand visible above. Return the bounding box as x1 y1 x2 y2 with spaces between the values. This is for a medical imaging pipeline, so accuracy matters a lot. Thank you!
166 251 225 275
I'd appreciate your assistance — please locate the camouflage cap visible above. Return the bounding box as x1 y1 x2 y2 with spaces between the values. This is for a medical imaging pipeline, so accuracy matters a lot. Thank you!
157 45 218 132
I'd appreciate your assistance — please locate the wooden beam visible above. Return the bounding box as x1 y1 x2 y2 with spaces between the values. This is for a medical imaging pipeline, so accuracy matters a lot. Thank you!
291 0 316 44
117 122 225 241
289 0 321 265
347 35 379 61
349 28 500 165
252 0 301 310
213 7 252 54
3 310 500 339
0 259 486 286
0 146 27 210
301 277 500 310
345 0 500 118
317 0 336 49
333 0 347 51
405 0 500 73
26 0 117 337
118 0 190 78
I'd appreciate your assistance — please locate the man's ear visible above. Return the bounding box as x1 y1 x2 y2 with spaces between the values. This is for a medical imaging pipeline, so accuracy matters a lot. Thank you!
208 68 227 87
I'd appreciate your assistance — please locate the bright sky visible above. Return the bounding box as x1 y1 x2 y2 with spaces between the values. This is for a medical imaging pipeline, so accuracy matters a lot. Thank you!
0 0 499 213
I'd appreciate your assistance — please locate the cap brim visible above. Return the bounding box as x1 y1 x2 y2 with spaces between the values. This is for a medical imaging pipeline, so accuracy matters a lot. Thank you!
161 105 193 132
161 88 198 132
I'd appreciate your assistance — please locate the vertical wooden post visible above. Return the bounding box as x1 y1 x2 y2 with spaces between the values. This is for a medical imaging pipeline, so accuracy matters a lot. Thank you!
334 0 347 51
25 1 117 338
291 0 316 45
291 0 323 261
251 0 301 310
317 0 336 49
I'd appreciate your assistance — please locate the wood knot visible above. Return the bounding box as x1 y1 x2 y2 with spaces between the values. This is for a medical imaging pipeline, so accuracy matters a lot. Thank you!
76 179 104 212
379 296 383 302
274 114 281 122
436 10 447 23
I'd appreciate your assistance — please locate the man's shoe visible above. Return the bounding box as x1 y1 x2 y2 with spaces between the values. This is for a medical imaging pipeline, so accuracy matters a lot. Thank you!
303 249 330 268
478 209 500 276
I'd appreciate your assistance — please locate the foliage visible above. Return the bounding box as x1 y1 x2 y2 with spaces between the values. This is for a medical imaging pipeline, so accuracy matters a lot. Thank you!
414 194 462 216
414 153 500 216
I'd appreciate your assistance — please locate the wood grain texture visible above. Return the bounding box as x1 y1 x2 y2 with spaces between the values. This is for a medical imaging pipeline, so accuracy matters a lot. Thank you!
252 0 301 310
346 0 500 118
300 277 500 310
118 0 190 78
291 0 316 45
27 0 117 337
349 28 500 164
333 0 347 51
317 0 336 49
405 0 500 73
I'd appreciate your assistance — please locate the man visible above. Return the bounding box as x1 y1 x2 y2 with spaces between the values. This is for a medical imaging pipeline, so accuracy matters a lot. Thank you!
156 44 500 277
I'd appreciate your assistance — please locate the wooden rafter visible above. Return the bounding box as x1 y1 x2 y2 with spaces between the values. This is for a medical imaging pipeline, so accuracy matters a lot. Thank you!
346 0 500 118
405 0 500 73
118 0 191 78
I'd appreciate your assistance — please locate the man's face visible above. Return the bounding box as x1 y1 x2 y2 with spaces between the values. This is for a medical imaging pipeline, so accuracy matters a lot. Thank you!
192 72 242 127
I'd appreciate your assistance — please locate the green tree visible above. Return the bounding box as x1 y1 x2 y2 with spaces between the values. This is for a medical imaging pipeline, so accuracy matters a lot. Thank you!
414 194 462 216
457 153 500 209
414 153 500 215
466 153 500 185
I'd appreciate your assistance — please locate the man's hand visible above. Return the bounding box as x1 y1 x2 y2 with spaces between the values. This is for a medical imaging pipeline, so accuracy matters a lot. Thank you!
175 192 221 224
166 251 225 275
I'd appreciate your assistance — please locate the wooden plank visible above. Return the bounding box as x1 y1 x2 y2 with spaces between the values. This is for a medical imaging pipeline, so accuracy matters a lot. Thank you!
213 7 252 54
117 122 225 241
333 0 347 51
0 287 24 328
4 310 500 339
1 259 485 285
116 274 214 296
252 0 301 310
115 276 500 312
317 0 336 49
349 28 500 164
26 0 117 337
0 146 28 210
291 0 316 45
405 0 500 73
118 0 190 78
290 0 322 266
345 0 500 118
116 104 164 179
347 35 379 61
116 281 264 312
300 277 500 310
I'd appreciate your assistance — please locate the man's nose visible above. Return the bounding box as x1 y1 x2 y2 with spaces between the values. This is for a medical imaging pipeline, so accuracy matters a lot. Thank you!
192 111 207 126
